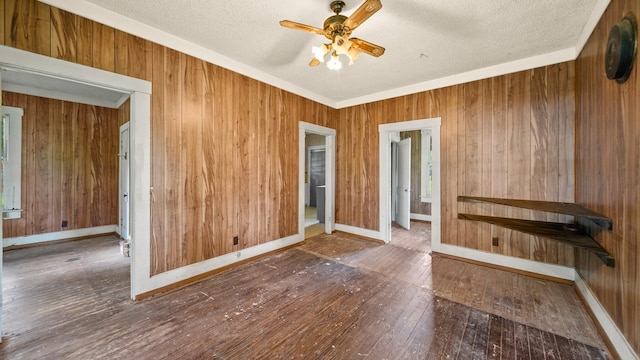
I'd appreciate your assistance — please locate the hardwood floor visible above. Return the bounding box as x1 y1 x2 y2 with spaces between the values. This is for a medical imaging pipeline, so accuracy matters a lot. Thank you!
0 226 610 359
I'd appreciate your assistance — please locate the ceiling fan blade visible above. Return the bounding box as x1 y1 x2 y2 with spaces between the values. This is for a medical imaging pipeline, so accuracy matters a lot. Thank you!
279 20 325 35
309 57 321 66
351 38 385 57
343 0 382 30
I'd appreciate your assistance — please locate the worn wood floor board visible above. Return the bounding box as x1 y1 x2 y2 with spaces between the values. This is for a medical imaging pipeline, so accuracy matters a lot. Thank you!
486 313 504 358
430 257 603 348
0 223 610 359
209 259 383 359
326 281 420 358
366 286 435 357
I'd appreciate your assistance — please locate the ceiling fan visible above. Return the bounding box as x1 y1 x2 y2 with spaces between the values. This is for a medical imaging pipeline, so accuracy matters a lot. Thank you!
280 0 385 70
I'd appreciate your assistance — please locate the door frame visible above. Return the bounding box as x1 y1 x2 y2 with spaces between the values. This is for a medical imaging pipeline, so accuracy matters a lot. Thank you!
0 46 151 301
395 137 412 230
118 122 131 241
299 122 336 237
379 118 441 246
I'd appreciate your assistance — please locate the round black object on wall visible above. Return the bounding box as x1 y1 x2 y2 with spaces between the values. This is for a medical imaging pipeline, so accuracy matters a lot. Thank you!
605 13 637 83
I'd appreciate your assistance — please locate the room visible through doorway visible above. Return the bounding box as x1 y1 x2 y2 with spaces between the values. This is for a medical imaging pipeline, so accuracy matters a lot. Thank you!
298 122 336 240
379 118 441 248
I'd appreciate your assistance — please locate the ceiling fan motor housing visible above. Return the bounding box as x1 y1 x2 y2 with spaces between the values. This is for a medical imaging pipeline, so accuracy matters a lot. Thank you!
324 15 349 39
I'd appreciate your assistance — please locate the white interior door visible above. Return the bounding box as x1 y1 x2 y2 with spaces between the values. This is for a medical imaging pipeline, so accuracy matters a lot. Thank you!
396 138 411 230
119 123 130 241
390 142 398 221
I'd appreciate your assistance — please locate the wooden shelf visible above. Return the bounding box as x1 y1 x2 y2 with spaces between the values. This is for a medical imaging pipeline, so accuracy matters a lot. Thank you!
458 196 612 230
458 213 615 267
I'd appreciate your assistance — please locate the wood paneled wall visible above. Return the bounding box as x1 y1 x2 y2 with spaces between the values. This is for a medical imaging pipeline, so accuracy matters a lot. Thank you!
5 0 635 351
399 130 431 216
1 91 119 237
575 0 640 354
1 0 335 275
336 65 576 266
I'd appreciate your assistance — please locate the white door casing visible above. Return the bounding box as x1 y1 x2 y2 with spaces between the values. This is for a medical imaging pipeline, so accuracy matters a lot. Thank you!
379 118 441 245
0 45 151 300
299 122 336 237
119 122 131 241
396 138 411 230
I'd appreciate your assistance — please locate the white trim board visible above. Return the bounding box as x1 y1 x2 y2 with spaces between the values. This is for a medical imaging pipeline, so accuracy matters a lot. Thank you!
3 225 117 248
144 234 304 293
334 224 383 241
40 0 610 110
436 243 576 281
1 82 129 109
0 46 149 94
410 213 432 222
575 272 639 360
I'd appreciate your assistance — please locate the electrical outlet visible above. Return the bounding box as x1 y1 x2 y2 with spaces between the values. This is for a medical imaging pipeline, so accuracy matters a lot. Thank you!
233 236 239 245
492 237 499 247
61 220 68 228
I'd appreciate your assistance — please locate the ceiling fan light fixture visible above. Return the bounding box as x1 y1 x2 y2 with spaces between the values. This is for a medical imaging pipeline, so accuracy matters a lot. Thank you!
333 35 352 55
312 44 330 62
280 0 385 69
346 47 361 65
327 52 343 70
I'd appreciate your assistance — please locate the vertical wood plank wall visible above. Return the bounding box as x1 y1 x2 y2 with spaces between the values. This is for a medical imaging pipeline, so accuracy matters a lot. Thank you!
1 91 119 237
336 66 576 266
2 2 577 271
1 0 334 275
399 130 431 216
4 1 636 352
575 0 640 354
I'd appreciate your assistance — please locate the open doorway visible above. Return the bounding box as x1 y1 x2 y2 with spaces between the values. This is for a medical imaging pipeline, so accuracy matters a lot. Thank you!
379 118 441 251
390 136 412 230
305 137 326 238
299 122 336 240
0 45 152 327
390 129 435 226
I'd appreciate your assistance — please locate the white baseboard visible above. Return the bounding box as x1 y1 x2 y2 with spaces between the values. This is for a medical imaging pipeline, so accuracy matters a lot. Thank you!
437 243 576 281
3 225 117 248
575 272 639 360
134 233 305 298
437 243 638 358
334 224 382 241
410 213 432 222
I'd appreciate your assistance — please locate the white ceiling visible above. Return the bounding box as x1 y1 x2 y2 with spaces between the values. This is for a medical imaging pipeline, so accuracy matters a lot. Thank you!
40 0 609 108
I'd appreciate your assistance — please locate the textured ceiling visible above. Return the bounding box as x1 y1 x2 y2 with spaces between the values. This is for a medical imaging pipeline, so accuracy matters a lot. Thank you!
43 0 605 108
